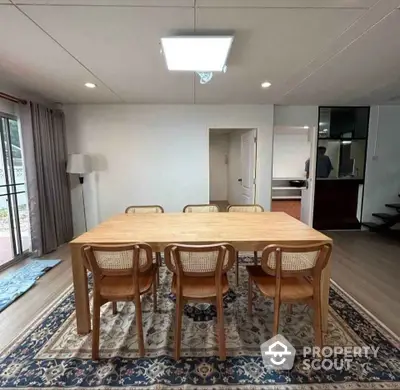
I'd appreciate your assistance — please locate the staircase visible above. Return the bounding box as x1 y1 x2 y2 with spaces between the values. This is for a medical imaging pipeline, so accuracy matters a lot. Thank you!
362 197 400 232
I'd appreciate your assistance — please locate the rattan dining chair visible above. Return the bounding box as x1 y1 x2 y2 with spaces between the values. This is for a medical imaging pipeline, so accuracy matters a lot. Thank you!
164 243 235 360
247 243 332 348
125 205 164 286
227 204 264 285
125 205 164 214
82 243 158 360
183 204 220 213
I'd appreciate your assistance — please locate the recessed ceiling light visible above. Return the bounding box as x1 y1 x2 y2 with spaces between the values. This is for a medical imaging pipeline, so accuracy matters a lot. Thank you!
161 36 233 71
84 82 96 88
261 81 271 88
303 126 309 129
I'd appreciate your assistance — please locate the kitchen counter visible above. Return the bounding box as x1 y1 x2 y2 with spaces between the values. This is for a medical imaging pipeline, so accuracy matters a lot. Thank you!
316 177 363 181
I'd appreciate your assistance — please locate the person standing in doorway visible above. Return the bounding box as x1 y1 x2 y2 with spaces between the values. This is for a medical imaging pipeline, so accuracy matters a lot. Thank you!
305 146 333 178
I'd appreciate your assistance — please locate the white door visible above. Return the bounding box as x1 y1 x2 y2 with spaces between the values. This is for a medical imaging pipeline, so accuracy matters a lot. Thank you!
300 126 317 226
240 129 256 204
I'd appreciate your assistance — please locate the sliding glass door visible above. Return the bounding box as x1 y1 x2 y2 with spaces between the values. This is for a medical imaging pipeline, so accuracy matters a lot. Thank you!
0 114 30 269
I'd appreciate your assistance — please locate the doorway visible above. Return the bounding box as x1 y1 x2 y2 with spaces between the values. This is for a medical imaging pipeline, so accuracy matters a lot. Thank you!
209 128 257 210
271 125 317 225
0 114 30 269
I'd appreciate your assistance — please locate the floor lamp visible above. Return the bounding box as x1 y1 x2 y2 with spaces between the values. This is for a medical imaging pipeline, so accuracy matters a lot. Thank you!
67 154 91 232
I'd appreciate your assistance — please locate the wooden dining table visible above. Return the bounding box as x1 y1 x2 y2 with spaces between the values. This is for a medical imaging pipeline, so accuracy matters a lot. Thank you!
70 212 332 335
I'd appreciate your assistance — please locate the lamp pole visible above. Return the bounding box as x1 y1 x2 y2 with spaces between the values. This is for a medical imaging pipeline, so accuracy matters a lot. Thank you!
79 176 88 232
67 154 91 233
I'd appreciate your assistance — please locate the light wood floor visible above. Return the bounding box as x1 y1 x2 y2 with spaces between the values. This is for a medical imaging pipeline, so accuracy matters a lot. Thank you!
0 245 72 351
0 231 399 351
327 231 400 337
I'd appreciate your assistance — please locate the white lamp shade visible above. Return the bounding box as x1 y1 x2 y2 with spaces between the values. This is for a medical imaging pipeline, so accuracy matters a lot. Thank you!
67 154 91 175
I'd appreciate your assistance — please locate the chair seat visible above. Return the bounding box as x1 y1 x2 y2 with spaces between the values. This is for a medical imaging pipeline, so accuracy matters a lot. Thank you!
171 274 230 299
247 265 313 300
100 266 156 300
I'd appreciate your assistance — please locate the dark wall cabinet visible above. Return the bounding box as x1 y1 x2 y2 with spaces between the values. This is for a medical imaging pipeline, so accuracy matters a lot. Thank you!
319 107 369 139
314 179 363 230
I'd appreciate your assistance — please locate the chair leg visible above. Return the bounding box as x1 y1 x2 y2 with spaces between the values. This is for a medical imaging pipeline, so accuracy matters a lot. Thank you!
253 251 258 265
174 294 183 361
92 295 101 361
273 296 281 336
152 276 157 313
236 252 239 286
134 294 145 357
287 304 293 315
112 302 118 315
216 293 226 360
156 253 161 287
314 297 323 348
248 276 253 315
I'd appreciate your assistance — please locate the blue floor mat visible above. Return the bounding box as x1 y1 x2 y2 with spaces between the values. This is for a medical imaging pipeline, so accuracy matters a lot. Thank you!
0 259 61 312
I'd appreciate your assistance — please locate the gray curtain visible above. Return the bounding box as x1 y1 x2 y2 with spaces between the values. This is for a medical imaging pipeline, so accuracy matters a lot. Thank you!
27 102 73 254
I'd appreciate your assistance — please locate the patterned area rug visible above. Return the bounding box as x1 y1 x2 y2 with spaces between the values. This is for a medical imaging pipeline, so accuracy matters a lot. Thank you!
0 256 399 389
0 259 61 312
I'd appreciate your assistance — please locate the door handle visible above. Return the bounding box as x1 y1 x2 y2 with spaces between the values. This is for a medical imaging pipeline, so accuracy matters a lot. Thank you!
238 178 242 182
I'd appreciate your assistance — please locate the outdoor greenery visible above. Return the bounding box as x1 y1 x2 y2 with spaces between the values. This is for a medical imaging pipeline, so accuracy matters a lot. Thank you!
0 204 27 218
1 118 22 159
9 120 22 159
0 205 29 234
9 120 21 148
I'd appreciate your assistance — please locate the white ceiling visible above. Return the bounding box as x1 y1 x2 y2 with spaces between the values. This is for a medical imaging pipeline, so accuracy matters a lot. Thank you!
1 0 400 105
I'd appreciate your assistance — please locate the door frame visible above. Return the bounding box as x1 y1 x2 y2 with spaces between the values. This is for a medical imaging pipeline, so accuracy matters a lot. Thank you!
270 124 317 225
240 129 257 204
303 125 318 226
208 127 258 204
0 112 30 270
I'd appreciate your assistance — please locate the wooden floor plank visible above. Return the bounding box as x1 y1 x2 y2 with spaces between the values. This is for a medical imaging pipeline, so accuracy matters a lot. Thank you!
0 245 72 351
327 231 400 336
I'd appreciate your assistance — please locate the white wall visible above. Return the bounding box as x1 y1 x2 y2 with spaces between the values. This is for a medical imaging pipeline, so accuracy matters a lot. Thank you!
273 106 318 179
350 140 366 179
209 133 228 200
0 82 20 116
65 104 274 235
274 105 318 128
0 99 17 116
0 82 54 113
273 128 310 178
362 106 400 222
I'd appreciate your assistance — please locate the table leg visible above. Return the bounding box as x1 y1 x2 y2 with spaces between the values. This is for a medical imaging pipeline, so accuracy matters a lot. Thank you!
321 258 331 333
71 243 91 335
